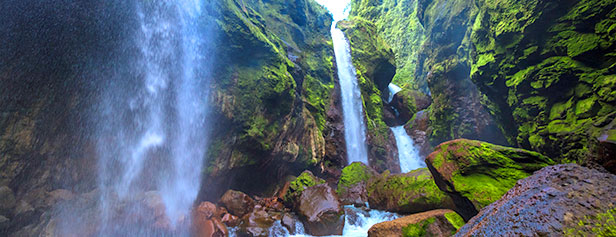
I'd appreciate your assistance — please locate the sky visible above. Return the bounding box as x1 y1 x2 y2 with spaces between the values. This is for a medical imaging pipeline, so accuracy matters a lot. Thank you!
314 0 351 21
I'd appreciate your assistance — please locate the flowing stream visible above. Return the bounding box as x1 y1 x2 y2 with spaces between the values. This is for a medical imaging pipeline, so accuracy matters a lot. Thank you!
92 0 213 235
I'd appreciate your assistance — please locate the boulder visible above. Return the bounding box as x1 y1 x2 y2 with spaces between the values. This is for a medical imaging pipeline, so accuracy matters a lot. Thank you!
281 213 301 235
336 162 378 206
597 129 616 174
368 209 464 237
457 164 616 236
298 184 344 236
221 213 240 227
283 171 325 205
367 168 455 214
0 186 16 216
237 206 278 237
192 201 228 237
219 190 255 217
426 139 554 220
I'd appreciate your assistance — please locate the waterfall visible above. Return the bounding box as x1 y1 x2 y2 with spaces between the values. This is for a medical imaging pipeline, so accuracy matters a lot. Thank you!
388 83 424 173
93 0 213 235
331 22 369 165
390 126 425 173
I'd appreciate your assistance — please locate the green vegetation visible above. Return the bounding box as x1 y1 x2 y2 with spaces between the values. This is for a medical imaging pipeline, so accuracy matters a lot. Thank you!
565 208 616 236
445 212 466 231
428 139 554 209
284 171 326 203
367 169 450 210
402 217 435 237
337 162 375 194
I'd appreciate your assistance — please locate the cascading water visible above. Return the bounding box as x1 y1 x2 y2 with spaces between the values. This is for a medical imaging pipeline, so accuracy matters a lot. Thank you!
93 0 214 235
331 17 369 165
388 83 425 173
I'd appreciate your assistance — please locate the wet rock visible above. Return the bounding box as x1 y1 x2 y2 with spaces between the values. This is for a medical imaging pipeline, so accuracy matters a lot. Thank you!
46 189 75 206
281 213 301 234
389 89 431 124
283 171 325 206
219 190 255 218
0 186 16 216
426 139 554 220
597 129 616 174
238 207 277 237
192 201 228 237
368 209 464 237
0 215 9 231
337 162 378 206
298 184 344 236
404 110 433 158
221 213 240 227
14 200 35 224
367 168 455 214
457 164 616 236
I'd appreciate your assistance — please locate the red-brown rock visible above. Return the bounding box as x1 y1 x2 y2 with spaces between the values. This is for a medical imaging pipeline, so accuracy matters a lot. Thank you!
298 184 344 236
219 189 255 217
192 201 228 237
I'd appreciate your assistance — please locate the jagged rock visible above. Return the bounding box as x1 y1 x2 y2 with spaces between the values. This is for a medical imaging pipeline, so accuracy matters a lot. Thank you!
237 206 278 237
219 190 255 218
389 89 431 124
192 201 228 237
457 164 616 236
368 209 464 237
426 139 554 220
367 168 455 214
221 213 240 228
281 213 301 234
298 184 345 236
598 128 616 174
0 215 9 231
0 186 16 216
336 162 378 206
283 171 326 206
404 110 433 158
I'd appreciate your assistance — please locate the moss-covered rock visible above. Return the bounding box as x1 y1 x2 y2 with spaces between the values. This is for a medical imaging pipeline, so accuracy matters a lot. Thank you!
338 18 400 173
367 168 456 214
336 162 378 205
426 139 554 220
367 209 464 237
283 171 326 205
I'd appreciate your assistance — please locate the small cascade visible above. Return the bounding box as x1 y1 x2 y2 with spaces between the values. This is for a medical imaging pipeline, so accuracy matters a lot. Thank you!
387 83 425 173
390 126 425 172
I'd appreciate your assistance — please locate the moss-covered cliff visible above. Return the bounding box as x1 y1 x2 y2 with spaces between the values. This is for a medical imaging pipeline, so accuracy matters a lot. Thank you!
351 0 616 169
203 0 341 197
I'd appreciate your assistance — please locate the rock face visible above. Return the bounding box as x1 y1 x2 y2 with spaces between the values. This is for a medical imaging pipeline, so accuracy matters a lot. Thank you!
457 164 616 236
368 209 464 237
389 89 431 126
219 190 255 218
367 169 456 214
282 171 326 206
200 0 340 199
298 184 345 236
426 139 554 220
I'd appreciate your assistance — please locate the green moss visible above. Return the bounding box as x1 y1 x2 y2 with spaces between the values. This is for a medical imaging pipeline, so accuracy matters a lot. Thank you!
575 97 598 116
430 140 553 209
402 217 435 237
565 208 616 236
607 130 616 142
283 171 325 203
337 162 375 194
444 212 465 231
368 169 449 210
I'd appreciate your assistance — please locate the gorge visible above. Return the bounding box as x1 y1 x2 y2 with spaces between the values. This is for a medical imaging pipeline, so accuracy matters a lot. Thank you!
1 0 615 236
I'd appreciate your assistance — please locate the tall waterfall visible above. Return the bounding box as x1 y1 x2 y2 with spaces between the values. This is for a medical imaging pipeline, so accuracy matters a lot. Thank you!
93 0 213 235
331 22 369 165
